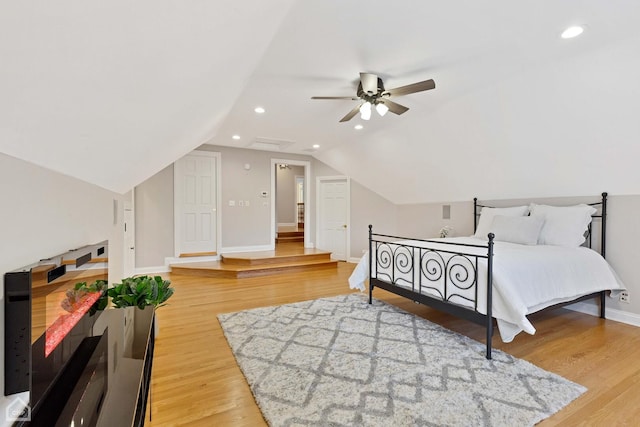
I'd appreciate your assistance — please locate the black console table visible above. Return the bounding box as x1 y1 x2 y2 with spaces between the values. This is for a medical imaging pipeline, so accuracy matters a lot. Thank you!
94 306 155 427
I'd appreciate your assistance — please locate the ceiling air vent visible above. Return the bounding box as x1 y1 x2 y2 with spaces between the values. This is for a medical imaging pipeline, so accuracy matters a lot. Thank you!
247 137 294 151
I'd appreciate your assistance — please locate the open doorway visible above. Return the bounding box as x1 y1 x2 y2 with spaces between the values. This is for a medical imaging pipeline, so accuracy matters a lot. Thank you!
275 163 304 245
271 158 311 248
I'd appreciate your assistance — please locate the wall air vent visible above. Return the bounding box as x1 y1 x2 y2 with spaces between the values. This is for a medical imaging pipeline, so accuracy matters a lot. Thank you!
247 137 294 152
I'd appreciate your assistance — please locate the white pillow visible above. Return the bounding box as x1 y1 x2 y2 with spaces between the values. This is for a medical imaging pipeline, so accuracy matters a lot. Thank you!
474 205 529 240
489 215 545 245
529 203 597 247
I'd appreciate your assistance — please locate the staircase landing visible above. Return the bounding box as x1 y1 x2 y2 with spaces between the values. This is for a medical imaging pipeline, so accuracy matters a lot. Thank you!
170 244 337 278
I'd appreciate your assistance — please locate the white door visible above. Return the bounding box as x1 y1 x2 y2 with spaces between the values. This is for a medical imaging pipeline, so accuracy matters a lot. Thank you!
317 177 349 261
123 200 135 277
174 151 220 256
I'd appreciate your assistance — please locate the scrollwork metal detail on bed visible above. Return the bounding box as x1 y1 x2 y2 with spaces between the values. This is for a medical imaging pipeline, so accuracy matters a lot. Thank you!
367 192 610 360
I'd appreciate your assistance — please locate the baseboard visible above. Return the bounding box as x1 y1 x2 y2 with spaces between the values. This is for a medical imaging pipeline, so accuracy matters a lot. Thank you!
135 266 170 275
348 257 363 263
221 244 274 254
277 222 296 227
566 301 640 327
164 255 220 265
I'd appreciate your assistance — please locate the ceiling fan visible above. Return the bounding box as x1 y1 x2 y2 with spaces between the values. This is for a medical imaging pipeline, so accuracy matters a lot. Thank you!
311 72 436 122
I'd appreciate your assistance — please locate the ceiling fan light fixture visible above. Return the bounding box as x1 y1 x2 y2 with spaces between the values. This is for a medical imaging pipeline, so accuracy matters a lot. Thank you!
375 103 389 117
311 72 435 122
360 102 372 120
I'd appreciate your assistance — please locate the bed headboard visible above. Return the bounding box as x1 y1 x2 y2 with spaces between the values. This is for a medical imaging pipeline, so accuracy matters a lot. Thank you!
473 192 608 257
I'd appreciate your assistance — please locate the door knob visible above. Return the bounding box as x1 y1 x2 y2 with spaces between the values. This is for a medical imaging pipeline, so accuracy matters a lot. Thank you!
343 224 347 228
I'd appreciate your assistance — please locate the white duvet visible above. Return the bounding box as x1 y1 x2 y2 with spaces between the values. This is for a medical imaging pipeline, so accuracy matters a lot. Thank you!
349 237 625 342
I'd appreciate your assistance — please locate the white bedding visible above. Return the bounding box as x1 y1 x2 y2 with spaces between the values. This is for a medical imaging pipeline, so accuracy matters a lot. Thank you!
349 236 625 342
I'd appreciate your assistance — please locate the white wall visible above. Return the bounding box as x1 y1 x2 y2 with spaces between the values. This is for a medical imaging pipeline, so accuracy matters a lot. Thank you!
397 201 471 240
135 164 174 266
0 152 127 424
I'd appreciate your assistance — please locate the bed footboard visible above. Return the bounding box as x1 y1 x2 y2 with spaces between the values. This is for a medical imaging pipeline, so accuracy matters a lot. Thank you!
368 225 495 359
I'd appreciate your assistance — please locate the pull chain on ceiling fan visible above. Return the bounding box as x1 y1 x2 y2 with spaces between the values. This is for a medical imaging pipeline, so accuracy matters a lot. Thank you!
311 72 436 122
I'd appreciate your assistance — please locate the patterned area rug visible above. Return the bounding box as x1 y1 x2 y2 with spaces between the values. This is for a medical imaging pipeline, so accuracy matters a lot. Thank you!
218 294 585 426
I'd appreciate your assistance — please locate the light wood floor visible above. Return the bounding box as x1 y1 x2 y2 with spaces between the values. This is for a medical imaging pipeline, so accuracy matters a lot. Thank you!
147 263 640 426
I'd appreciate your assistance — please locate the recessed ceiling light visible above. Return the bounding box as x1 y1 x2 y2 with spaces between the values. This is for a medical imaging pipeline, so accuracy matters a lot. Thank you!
232 135 241 140
254 106 265 114
312 144 320 149
354 124 363 130
561 26 584 39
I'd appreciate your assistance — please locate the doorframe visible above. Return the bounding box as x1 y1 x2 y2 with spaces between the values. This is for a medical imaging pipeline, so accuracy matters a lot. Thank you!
316 175 351 261
271 158 312 248
174 150 222 257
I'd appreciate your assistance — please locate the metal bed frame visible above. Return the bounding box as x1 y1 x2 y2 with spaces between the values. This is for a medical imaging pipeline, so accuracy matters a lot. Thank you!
368 192 608 359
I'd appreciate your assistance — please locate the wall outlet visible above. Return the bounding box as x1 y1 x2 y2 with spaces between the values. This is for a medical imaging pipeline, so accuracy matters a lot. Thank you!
620 291 630 303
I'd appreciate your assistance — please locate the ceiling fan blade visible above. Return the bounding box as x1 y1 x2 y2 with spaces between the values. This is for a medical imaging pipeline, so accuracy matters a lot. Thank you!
339 104 362 122
386 79 436 97
360 72 379 95
311 96 360 100
380 99 409 115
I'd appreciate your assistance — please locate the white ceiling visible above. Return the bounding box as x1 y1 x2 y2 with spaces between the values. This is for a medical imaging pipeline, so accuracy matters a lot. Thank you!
2 1 640 202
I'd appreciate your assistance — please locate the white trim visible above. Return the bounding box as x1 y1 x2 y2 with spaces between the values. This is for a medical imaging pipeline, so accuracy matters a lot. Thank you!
271 158 312 248
316 175 351 261
174 150 222 257
135 266 170 275
164 255 220 265
566 301 640 327
122 190 136 278
221 244 275 254
348 257 362 264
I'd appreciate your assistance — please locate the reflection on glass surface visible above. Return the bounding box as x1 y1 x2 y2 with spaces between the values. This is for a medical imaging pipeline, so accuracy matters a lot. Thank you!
30 242 109 357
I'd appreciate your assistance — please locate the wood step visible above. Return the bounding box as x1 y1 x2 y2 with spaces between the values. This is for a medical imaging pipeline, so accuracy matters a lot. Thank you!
221 251 329 266
169 247 337 279
275 236 304 243
170 259 338 279
277 231 304 238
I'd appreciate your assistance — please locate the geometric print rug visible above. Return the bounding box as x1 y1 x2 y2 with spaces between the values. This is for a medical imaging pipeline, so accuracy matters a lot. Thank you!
218 294 586 426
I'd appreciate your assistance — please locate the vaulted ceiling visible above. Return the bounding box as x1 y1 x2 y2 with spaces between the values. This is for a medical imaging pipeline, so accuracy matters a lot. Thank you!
2 1 639 203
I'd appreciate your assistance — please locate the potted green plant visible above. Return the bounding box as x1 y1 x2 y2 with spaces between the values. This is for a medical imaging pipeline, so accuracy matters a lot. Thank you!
107 275 174 336
107 275 174 309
